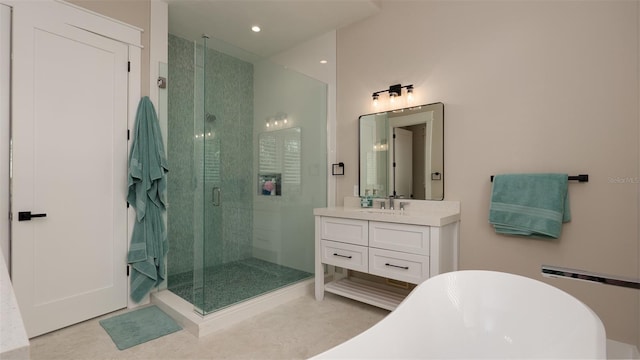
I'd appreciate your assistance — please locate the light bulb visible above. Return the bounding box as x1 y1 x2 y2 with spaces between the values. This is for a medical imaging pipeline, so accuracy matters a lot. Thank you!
283 117 288 124
389 92 397 105
274 120 279 126
407 87 414 104
372 93 379 107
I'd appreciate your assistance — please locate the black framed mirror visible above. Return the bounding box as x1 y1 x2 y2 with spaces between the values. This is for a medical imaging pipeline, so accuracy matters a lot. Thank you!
358 102 444 200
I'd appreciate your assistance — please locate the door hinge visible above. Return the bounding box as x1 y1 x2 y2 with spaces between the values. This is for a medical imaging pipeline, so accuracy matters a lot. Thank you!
393 162 396 168
127 266 130 276
8 212 12 221
127 129 130 140
127 202 129 208
127 61 130 73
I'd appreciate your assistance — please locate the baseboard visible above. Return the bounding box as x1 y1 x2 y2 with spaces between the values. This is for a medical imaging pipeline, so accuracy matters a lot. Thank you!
152 278 314 338
607 339 640 359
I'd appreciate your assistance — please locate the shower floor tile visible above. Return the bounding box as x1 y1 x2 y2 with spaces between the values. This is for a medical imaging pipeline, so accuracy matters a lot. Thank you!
168 257 312 314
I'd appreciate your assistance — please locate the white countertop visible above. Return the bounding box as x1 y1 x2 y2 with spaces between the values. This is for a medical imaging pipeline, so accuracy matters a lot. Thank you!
314 198 460 227
0 249 30 359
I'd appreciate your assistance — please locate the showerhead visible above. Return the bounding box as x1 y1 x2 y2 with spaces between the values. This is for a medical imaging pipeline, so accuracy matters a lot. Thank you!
205 113 216 123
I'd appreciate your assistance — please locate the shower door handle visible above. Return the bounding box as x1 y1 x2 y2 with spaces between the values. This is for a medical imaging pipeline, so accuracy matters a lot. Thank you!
212 187 221 206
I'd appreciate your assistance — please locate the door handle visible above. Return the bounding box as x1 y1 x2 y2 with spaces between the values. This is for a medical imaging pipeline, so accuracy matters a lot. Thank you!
18 211 47 221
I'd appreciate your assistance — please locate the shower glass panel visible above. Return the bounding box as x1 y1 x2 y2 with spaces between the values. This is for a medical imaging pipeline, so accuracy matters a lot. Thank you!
193 36 207 313
166 33 326 316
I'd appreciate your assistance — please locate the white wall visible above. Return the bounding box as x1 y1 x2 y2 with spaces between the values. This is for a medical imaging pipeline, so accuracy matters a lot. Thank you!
337 1 639 345
149 0 168 150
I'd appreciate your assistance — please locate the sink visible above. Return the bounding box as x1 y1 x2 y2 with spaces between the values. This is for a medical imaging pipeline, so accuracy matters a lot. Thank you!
358 208 404 215
314 200 461 227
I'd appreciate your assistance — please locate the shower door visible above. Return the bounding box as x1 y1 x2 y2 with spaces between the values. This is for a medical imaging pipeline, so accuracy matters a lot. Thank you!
193 35 256 314
193 36 225 313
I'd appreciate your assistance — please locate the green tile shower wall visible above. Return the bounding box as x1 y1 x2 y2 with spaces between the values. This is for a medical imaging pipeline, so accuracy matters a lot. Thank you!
167 34 195 279
205 44 254 267
167 34 254 281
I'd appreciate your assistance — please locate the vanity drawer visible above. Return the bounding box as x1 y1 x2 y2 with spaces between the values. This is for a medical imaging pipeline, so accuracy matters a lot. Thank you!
321 240 368 272
321 217 368 246
368 247 429 284
369 221 430 255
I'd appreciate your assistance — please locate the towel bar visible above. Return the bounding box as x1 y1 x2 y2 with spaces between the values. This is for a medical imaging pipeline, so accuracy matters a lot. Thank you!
490 174 588 182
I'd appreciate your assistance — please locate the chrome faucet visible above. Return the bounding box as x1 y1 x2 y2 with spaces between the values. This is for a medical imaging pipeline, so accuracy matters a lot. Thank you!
399 202 408 211
389 195 394 210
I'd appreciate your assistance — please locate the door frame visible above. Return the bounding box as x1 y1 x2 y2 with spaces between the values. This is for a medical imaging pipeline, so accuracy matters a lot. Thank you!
3 0 142 308
0 3 10 269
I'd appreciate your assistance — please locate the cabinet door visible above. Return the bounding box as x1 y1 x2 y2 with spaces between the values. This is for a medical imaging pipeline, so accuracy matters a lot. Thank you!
321 240 368 272
369 221 430 255
369 248 429 284
321 217 368 246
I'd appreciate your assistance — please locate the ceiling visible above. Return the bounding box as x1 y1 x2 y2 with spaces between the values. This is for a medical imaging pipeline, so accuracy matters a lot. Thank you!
167 0 380 60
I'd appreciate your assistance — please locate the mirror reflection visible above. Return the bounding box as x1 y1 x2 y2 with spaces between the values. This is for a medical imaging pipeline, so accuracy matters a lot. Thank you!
359 102 444 200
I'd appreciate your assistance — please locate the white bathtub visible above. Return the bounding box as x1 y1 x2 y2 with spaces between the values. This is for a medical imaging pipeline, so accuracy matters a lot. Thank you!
314 270 606 359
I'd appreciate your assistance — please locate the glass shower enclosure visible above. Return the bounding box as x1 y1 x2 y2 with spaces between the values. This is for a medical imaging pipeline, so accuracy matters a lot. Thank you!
166 34 327 315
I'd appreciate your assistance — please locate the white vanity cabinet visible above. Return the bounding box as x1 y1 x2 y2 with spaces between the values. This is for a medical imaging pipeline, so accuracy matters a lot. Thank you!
314 201 460 310
368 221 431 284
320 217 369 272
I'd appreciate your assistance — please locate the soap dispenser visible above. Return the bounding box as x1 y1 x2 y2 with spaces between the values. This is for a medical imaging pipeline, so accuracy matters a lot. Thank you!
361 189 371 208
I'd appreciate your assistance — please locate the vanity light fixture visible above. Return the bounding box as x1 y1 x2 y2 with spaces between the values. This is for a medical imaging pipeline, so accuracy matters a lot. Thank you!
265 112 289 129
373 142 388 151
372 93 380 107
276 112 288 125
389 92 397 106
371 84 414 107
407 86 414 104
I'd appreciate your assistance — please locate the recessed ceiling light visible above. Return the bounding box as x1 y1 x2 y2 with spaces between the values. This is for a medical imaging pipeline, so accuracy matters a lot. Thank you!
320 60 328 64
251 25 261 33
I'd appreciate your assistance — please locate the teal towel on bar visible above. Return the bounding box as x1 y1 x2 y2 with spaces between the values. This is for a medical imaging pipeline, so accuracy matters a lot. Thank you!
489 173 570 239
127 96 168 303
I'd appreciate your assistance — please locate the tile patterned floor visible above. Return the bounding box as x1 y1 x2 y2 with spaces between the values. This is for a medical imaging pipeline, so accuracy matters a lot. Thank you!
28 292 388 360
168 258 313 314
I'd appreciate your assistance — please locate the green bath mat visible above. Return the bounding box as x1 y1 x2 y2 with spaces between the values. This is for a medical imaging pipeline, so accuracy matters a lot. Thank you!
99 305 182 350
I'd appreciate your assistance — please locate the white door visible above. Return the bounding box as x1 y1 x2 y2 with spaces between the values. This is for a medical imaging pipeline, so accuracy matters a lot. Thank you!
11 4 129 337
393 127 413 198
